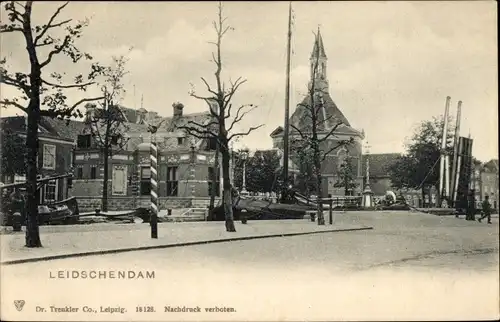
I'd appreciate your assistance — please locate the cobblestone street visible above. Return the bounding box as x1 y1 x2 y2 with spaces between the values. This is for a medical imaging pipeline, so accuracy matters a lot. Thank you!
1 211 498 321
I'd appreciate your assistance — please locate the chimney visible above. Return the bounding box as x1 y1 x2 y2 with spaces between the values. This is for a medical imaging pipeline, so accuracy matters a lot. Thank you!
173 102 184 117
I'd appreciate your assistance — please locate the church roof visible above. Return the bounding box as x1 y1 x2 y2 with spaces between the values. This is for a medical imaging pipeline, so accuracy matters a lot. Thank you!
291 93 351 130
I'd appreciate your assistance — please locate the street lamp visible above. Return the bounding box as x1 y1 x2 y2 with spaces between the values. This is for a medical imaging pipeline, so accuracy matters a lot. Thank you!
362 140 374 208
240 148 250 196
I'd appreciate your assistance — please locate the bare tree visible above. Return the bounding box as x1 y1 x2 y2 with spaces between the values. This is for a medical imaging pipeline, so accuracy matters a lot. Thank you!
0 1 105 246
178 2 263 232
290 31 354 225
85 55 130 212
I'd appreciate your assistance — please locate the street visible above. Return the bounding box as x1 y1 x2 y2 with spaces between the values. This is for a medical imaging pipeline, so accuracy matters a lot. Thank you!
1 211 499 321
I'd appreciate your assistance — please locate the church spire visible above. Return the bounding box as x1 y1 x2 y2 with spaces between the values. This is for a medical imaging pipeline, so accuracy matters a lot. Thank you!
309 26 329 93
311 26 327 59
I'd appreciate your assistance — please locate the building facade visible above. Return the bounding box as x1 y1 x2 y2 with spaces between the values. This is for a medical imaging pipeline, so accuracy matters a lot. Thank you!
71 102 222 211
0 116 79 203
270 29 365 197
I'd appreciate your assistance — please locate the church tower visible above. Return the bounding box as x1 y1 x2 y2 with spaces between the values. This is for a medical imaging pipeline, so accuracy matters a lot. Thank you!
270 28 366 197
308 27 329 93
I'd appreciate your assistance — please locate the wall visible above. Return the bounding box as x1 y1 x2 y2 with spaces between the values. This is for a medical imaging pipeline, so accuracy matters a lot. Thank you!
76 196 222 212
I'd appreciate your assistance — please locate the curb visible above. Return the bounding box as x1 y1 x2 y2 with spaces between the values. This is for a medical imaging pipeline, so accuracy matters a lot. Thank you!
1 226 373 265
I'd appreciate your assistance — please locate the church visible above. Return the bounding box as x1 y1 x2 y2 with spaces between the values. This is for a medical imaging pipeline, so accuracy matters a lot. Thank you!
270 29 365 197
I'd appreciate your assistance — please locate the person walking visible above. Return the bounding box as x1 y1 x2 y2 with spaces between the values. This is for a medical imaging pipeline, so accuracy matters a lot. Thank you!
478 195 492 224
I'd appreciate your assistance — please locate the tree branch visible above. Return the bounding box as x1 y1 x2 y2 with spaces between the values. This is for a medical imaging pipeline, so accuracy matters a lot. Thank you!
229 124 264 141
34 1 70 45
0 25 23 33
290 124 308 141
40 35 71 68
0 99 27 113
317 120 344 143
177 125 218 139
41 78 94 89
227 104 256 132
200 77 218 97
224 77 246 113
320 139 353 162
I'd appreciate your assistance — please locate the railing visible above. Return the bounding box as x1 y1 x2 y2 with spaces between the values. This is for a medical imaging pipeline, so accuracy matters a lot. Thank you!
294 192 362 209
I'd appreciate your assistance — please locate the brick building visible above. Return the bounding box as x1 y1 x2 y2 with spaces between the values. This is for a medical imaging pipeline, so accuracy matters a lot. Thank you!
0 116 80 203
270 29 365 197
71 102 222 211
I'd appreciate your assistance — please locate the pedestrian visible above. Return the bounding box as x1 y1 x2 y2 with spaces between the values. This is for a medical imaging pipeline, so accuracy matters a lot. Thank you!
10 188 25 214
478 195 492 224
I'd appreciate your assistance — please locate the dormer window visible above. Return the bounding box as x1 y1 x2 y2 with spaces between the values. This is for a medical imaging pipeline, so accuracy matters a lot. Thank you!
77 134 91 149
177 137 184 145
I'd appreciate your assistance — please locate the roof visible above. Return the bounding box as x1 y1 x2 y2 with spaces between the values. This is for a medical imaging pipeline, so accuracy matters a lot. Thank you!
0 116 83 142
361 153 402 178
40 117 85 141
483 159 499 173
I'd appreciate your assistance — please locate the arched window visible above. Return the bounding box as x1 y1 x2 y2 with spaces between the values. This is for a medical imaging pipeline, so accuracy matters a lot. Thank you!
321 62 326 79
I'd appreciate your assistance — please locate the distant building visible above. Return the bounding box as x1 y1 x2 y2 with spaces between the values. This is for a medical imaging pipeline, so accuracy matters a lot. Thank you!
270 29 365 197
472 159 499 210
0 116 79 203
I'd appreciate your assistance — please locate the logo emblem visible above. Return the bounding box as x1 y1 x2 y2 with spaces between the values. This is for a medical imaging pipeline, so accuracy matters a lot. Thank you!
14 300 25 311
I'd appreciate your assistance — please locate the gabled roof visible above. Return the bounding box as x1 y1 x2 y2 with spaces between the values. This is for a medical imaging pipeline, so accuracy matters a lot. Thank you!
0 116 83 142
360 153 402 178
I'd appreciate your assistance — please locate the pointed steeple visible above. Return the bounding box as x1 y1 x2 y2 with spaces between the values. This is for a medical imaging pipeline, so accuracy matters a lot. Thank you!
308 26 329 93
311 26 327 59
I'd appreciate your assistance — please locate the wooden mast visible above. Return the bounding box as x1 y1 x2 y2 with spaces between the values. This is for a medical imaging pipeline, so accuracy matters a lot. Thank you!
282 1 292 196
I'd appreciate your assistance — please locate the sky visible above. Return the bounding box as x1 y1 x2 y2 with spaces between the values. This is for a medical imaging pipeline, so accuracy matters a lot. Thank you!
0 1 497 162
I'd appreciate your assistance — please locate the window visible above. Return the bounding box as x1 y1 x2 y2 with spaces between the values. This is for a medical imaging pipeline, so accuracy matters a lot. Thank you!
14 175 26 183
166 166 178 196
44 180 57 203
42 144 56 169
208 166 220 197
177 137 184 145
90 166 97 179
140 167 151 195
205 137 217 151
76 168 83 179
77 134 91 148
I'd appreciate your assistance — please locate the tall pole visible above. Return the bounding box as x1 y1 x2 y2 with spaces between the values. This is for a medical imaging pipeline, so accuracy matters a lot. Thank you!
439 96 451 202
282 1 292 198
450 101 462 206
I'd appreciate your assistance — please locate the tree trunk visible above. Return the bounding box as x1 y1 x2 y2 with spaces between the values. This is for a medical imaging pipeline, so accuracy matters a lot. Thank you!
101 108 112 212
25 95 42 247
209 141 219 218
221 144 236 232
434 184 440 207
102 146 109 212
313 148 325 225
421 186 426 208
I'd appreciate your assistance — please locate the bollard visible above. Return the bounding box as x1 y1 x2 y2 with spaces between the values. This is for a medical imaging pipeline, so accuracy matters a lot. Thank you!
329 199 333 225
12 212 22 232
241 210 248 224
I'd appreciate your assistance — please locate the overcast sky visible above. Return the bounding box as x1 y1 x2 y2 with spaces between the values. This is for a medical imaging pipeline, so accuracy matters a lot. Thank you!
1 1 497 161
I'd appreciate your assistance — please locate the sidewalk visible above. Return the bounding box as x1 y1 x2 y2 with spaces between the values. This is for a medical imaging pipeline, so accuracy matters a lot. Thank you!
0 220 372 265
